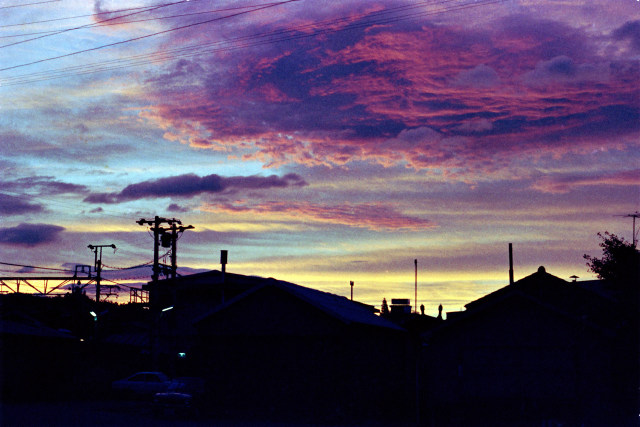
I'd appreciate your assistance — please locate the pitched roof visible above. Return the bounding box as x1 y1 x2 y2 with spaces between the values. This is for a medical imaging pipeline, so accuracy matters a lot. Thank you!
0 312 76 339
194 275 404 331
465 265 569 310
426 266 621 338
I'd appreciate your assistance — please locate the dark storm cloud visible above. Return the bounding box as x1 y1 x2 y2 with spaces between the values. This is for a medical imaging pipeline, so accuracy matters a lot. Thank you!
613 20 640 52
0 223 65 246
0 193 44 215
84 173 308 204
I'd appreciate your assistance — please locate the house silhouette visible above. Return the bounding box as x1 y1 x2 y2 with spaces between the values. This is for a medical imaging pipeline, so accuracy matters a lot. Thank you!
422 266 637 426
2 265 636 426
151 271 415 423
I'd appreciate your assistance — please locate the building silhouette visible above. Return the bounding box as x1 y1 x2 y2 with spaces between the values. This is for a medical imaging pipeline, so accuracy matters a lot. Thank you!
421 266 637 426
1 265 637 425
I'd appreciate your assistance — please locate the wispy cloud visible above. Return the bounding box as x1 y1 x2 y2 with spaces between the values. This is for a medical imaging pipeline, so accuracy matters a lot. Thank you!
531 170 640 194
207 200 436 231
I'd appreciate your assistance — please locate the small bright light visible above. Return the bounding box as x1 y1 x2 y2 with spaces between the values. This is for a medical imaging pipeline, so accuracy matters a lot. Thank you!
162 306 174 312
178 352 186 358
89 311 97 317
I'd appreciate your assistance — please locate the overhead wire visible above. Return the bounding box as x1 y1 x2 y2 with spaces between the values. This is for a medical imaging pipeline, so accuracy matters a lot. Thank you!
0 0 208 28
0 0 302 72
0 0 191 49
0 0 453 82
0 0 60 10
0 261 74 272
0 1 285 38
0 0 503 86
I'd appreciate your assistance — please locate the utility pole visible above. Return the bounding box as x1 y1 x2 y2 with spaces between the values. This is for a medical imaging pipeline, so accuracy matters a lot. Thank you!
350 281 354 301
88 244 116 304
136 216 193 308
168 222 194 281
136 216 193 371
625 212 639 247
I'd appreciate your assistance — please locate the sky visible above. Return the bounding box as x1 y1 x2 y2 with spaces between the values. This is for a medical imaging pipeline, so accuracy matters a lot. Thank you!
0 0 638 315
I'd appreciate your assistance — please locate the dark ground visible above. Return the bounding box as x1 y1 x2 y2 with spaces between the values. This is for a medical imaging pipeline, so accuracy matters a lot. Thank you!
0 399 414 427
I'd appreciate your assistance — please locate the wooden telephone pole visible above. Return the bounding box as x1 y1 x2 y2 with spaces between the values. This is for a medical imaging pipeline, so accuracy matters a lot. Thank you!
87 244 116 303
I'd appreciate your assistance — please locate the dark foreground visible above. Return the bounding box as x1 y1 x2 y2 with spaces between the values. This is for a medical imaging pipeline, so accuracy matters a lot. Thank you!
0 399 412 427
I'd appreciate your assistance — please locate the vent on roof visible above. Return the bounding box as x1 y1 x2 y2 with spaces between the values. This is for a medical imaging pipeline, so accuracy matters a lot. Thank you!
390 298 411 314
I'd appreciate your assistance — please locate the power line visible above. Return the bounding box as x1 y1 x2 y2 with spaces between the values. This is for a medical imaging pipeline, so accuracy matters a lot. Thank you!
0 0 190 49
0 0 488 82
0 0 60 10
0 0 301 72
0 1 284 37
0 261 73 272
0 0 503 86
0 0 206 28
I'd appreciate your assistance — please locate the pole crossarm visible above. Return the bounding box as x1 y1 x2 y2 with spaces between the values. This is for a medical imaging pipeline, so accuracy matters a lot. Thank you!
136 216 193 309
0 277 92 294
88 244 116 303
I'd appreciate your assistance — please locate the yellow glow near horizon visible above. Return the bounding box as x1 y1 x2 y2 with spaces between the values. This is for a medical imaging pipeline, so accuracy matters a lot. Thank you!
63 223 142 233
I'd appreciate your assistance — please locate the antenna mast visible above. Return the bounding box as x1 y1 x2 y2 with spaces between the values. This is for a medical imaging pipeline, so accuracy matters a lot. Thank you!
618 212 640 247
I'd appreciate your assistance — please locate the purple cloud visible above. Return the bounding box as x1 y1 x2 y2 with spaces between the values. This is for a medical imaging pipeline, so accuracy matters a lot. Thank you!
12 176 90 195
131 5 639 182
453 64 500 88
613 20 640 52
0 193 44 215
0 223 65 246
531 169 640 194
84 173 308 204
522 55 609 87
0 177 89 214
167 203 190 213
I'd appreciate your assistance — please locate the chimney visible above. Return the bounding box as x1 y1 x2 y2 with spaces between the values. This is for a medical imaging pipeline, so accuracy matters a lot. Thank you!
220 250 228 274
414 259 418 313
220 250 228 303
508 243 514 285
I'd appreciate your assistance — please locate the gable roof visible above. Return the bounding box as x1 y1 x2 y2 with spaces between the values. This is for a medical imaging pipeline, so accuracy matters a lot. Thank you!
194 275 404 331
426 266 621 339
465 266 568 309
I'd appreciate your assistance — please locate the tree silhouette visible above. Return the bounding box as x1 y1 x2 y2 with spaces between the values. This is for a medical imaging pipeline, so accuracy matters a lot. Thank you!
380 298 389 316
584 232 638 286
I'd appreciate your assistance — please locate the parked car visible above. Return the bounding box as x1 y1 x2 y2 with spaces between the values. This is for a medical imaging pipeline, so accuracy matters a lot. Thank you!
111 371 177 398
152 391 197 417
172 377 205 395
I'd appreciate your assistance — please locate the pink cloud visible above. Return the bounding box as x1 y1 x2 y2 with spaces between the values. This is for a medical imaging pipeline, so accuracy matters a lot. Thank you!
531 170 640 194
138 6 639 181
207 200 436 231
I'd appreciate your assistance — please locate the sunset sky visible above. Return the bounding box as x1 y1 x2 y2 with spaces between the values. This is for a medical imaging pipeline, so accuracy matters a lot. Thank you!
1 0 638 315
